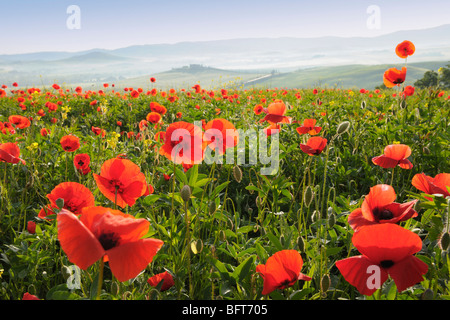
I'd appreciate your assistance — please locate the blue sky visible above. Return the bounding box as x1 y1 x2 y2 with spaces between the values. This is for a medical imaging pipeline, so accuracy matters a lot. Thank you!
1 0 450 54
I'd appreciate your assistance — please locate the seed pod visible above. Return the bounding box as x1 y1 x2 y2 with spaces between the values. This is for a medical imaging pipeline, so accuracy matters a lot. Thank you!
233 165 242 183
423 146 430 155
311 210 321 222
440 232 450 251
191 239 203 254
303 186 314 207
361 101 366 108
180 185 191 203
336 121 350 135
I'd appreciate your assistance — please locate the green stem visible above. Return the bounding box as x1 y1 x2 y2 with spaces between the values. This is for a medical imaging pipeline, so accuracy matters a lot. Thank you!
184 201 193 298
96 259 104 300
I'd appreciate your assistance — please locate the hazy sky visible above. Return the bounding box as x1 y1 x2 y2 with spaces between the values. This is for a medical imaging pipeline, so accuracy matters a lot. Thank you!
1 0 450 54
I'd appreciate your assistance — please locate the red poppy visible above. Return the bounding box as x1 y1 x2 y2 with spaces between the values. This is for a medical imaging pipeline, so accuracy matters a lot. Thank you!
22 292 40 300
47 182 95 215
299 136 327 156
296 119 322 135
260 100 291 124
150 77 156 83
336 223 428 296
60 135 80 152
372 144 413 169
40 128 50 137
150 102 167 115
8 115 31 129
0 142 26 164
383 67 407 88
159 121 205 165
402 85 415 97
57 206 163 282
27 220 36 234
395 40 415 59
256 250 311 295
147 271 175 291
146 112 162 124
204 118 239 155
411 173 450 200
93 157 148 208
74 153 91 175
52 83 60 90
91 126 106 137
253 104 264 115
348 184 418 232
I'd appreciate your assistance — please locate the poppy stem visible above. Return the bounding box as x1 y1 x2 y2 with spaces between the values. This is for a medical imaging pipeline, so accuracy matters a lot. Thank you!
184 200 193 298
390 167 395 187
96 258 104 300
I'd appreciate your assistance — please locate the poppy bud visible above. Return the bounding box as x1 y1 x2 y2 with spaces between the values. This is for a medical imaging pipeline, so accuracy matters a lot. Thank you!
304 186 314 207
208 201 216 214
336 121 350 135
233 165 242 183
312 210 321 222
421 289 434 300
328 213 336 228
361 101 366 108
191 239 203 254
27 221 36 234
320 274 331 293
61 265 71 280
219 229 226 242
297 236 305 252
440 232 450 251
56 198 64 210
180 185 191 203
423 146 430 154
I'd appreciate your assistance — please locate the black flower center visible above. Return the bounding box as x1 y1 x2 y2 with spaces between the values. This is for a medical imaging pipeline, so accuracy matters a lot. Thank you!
374 208 394 220
98 232 120 251
380 260 394 269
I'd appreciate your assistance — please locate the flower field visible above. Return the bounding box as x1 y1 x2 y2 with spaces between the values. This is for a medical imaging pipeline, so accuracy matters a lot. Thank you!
0 41 449 301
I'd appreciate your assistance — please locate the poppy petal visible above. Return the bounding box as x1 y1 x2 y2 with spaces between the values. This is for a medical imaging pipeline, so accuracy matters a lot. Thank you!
336 255 388 296
106 238 164 282
57 209 105 270
387 256 428 292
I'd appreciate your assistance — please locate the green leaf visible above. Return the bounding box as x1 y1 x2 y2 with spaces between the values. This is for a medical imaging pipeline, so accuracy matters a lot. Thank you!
231 255 255 283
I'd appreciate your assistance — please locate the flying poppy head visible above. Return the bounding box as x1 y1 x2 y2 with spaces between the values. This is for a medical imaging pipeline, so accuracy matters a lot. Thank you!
395 40 415 59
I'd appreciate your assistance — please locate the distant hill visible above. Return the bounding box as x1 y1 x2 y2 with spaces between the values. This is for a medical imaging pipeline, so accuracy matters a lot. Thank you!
1 24 450 88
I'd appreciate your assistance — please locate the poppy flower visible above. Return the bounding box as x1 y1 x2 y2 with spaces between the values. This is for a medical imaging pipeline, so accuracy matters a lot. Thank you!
74 153 91 175
395 40 415 59
204 118 239 155
146 112 162 124
150 77 156 83
0 142 26 164
150 102 167 115
159 121 205 165
27 221 36 234
93 157 149 208
411 173 450 200
372 144 413 169
256 250 311 295
57 206 163 282
348 184 418 232
22 292 40 300
260 100 291 124
402 85 415 97
60 135 80 152
296 119 322 135
383 67 407 88
47 182 95 215
254 104 264 115
91 126 106 137
8 115 31 129
336 223 428 296
40 128 50 137
147 271 175 291
299 136 327 156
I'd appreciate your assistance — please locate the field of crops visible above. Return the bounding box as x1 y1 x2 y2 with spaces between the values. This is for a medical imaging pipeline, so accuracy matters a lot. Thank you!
0 41 449 302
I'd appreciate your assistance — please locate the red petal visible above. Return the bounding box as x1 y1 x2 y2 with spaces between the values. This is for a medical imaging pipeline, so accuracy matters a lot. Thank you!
57 209 105 270
106 238 163 282
388 256 428 292
361 184 396 220
336 255 388 296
